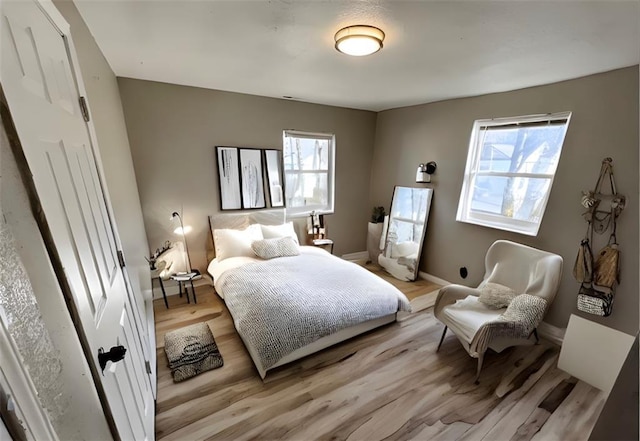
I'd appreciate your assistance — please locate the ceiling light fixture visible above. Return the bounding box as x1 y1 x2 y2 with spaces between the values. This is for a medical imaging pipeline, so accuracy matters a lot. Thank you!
334 25 385 56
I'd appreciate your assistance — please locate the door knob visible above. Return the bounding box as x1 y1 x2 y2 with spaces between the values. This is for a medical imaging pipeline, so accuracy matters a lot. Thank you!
98 345 127 374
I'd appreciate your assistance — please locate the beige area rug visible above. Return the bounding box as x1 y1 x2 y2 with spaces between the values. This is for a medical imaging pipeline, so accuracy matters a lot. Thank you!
362 262 443 312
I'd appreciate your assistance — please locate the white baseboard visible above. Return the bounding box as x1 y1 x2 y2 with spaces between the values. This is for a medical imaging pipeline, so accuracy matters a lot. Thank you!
538 321 565 346
418 271 452 286
341 251 368 261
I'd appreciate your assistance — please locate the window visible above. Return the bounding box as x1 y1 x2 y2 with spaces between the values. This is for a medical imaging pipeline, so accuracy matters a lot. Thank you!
457 112 571 236
283 130 335 217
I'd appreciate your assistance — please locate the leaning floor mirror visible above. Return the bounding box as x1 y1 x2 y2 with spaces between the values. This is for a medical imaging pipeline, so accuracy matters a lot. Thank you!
379 186 434 281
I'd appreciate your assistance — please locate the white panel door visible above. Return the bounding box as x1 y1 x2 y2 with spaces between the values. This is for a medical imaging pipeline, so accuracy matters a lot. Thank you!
0 1 154 439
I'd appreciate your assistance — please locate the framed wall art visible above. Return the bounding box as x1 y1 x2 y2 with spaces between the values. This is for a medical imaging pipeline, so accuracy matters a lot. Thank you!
264 149 284 207
239 148 266 209
215 146 242 210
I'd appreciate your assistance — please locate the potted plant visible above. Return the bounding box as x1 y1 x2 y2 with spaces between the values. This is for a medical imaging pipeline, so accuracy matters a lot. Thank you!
368 206 387 264
371 206 386 223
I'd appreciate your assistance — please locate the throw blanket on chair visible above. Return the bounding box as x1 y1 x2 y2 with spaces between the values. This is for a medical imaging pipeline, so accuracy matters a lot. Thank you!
470 294 547 357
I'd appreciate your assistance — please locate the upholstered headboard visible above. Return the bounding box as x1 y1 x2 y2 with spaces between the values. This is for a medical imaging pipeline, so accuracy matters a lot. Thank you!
206 209 287 262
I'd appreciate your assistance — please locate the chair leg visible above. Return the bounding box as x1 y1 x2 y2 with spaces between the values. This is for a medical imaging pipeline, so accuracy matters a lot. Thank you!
533 328 540 344
436 326 448 352
474 353 485 384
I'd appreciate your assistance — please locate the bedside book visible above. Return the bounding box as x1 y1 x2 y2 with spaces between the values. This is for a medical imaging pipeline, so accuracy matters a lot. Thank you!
173 271 202 281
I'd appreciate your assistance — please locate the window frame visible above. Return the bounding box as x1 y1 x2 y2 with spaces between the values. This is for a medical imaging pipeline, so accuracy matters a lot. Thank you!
456 111 572 236
282 129 336 218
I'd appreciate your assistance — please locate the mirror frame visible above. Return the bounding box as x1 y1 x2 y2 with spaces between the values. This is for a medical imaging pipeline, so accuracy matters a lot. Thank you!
380 185 434 281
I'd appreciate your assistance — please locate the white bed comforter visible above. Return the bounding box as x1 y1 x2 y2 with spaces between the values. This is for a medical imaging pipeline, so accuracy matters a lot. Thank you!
216 252 411 371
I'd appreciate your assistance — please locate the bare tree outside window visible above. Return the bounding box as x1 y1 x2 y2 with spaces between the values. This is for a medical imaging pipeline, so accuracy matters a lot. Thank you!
457 112 571 236
283 131 335 217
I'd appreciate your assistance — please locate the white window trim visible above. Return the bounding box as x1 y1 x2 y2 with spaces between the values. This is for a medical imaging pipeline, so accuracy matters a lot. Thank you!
456 111 572 236
283 130 336 218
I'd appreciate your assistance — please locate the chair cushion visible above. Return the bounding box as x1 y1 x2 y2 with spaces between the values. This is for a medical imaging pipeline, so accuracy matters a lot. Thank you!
441 296 504 344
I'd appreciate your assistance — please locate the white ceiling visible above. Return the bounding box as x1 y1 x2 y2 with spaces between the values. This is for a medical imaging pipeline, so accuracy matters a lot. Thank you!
74 1 639 112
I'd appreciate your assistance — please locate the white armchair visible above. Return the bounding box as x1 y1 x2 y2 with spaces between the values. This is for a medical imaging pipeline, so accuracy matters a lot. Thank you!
434 240 563 382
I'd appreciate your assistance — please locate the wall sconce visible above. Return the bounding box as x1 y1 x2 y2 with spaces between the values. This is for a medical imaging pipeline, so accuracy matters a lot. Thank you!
416 161 437 183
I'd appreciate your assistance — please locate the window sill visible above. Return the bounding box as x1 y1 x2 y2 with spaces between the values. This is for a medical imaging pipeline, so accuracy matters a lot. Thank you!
456 216 540 237
286 209 335 219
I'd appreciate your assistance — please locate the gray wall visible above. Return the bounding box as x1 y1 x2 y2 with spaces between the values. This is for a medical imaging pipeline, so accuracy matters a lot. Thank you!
54 0 152 300
118 78 377 272
370 67 639 335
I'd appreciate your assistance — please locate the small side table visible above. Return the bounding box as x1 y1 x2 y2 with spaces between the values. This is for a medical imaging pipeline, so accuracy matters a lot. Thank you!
151 270 169 309
170 273 201 304
312 238 334 254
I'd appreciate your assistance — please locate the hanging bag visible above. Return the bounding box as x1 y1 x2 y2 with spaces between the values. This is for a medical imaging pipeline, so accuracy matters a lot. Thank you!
572 227 593 285
575 158 623 317
577 285 614 317
574 223 613 316
593 232 620 290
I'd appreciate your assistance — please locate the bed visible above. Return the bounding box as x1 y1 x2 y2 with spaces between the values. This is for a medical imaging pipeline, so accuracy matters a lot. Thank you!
207 210 411 378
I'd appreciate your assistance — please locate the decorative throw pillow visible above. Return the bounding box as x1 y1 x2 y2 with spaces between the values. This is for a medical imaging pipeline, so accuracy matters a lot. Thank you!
252 237 300 259
260 222 299 244
214 224 263 261
478 282 517 309
500 294 547 327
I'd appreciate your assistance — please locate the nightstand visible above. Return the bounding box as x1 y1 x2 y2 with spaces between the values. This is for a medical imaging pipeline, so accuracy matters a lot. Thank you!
151 270 169 309
312 238 334 254
170 272 201 304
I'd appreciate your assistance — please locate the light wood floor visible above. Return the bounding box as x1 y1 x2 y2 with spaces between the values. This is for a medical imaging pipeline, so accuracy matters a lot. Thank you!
360 262 441 300
153 271 606 441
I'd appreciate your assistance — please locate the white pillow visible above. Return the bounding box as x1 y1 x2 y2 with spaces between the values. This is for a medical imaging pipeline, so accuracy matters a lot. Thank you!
252 237 300 259
478 282 517 309
214 224 263 261
260 222 299 245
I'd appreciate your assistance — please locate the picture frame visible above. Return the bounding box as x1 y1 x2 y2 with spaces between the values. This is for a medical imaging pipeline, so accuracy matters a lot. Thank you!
264 149 284 207
215 146 242 210
239 148 266 209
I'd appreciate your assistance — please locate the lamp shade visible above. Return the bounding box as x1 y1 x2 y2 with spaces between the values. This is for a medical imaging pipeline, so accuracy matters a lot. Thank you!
334 25 385 56
173 225 192 235
170 212 192 235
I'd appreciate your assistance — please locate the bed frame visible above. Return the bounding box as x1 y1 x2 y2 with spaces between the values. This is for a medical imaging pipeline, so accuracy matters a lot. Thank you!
208 209 399 379
246 314 397 378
